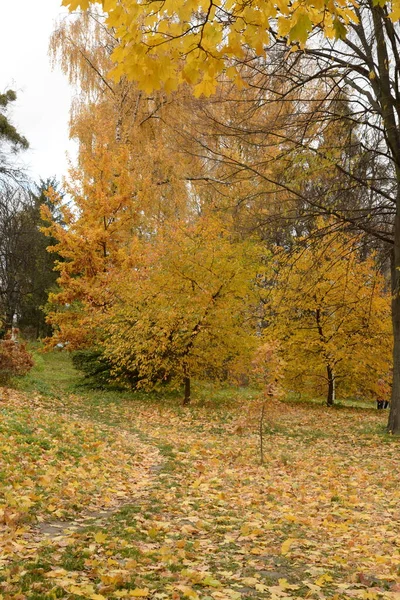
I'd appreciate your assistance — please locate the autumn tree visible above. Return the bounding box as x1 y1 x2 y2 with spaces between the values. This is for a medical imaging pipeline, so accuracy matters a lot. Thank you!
44 12 195 348
264 226 392 406
42 86 200 347
102 215 259 402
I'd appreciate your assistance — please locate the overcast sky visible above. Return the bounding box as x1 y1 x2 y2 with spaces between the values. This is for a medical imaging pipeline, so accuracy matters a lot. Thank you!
1 0 75 184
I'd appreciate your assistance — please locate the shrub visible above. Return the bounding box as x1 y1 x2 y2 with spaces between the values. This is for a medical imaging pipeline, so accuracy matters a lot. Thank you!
0 337 34 384
72 348 147 388
71 348 113 385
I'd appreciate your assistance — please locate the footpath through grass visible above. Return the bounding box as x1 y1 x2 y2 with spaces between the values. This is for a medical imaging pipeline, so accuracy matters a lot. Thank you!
1 350 399 600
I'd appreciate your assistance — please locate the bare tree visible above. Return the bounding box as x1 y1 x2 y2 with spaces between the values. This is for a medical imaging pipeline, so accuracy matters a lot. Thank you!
0 183 34 331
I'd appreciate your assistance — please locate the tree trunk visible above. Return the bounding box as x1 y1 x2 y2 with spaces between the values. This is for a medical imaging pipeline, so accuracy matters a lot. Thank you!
369 6 400 434
327 364 335 407
259 400 266 465
389 214 400 433
183 375 191 405
4 308 15 333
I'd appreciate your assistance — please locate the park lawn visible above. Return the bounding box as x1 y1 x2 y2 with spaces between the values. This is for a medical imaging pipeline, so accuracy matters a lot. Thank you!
0 351 399 600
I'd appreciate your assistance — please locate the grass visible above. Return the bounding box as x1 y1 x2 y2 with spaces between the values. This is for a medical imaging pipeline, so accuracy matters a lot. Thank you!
19 346 379 414
16 346 82 398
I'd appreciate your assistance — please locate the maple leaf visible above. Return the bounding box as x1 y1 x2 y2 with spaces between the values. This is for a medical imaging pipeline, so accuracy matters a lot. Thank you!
175 585 199 599
281 538 297 555
314 574 333 586
62 0 91 9
333 17 347 39
288 13 313 45
94 531 108 544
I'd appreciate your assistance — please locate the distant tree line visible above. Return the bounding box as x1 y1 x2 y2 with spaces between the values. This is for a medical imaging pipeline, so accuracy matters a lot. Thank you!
0 88 61 338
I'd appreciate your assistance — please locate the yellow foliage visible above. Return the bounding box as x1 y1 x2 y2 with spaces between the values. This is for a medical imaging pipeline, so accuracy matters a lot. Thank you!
58 0 369 93
102 214 260 389
263 224 392 402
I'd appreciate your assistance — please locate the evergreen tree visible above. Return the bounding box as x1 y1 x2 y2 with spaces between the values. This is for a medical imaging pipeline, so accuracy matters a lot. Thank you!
0 90 28 150
0 89 28 185
18 179 63 338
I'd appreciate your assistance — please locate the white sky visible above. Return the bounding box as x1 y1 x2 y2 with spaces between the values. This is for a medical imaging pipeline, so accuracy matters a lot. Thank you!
0 0 75 183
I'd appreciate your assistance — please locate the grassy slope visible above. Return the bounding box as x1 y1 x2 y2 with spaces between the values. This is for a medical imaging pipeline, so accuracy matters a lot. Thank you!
1 350 399 600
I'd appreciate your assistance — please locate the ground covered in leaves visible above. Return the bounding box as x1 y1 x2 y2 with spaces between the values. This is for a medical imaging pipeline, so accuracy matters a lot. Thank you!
1 361 399 600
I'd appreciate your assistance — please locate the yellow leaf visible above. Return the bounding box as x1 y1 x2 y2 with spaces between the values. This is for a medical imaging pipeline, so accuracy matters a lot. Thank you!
224 591 242 600
362 592 378 600
242 577 259 586
390 0 400 21
250 546 264 555
94 531 107 544
278 578 299 590
62 0 91 9
45 569 69 578
202 575 222 587
281 538 296 555
193 78 217 98
148 527 159 538
69 586 86 596
129 590 150 597
314 574 333 587
176 586 199 599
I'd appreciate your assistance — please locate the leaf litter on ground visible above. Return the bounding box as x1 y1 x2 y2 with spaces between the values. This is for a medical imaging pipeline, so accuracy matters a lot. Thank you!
0 386 400 600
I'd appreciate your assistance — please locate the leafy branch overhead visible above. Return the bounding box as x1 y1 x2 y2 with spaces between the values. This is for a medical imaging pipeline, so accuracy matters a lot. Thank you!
61 0 398 95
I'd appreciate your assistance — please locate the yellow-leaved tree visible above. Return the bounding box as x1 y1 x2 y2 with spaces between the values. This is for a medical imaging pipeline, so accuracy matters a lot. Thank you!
43 95 192 348
263 227 392 406
44 11 200 349
102 214 260 403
